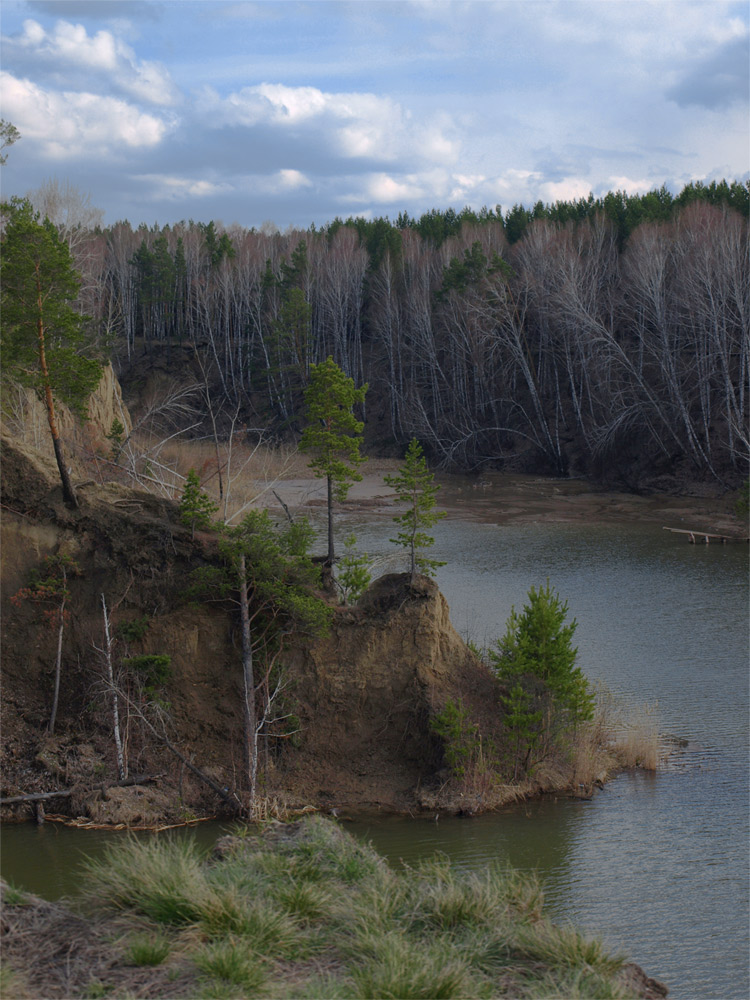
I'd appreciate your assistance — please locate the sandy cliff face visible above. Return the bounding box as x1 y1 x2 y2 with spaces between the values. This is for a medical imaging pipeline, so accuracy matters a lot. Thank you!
0 436 498 822
278 574 497 811
1 365 131 468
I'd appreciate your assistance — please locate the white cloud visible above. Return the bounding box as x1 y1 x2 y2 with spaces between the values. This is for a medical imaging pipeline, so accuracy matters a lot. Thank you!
196 82 459 167
134 174 233 199
276 169 312 190
4 18 178 105
365 173 425 203
539 177 596 203
0 72 170 158
606 175 657 195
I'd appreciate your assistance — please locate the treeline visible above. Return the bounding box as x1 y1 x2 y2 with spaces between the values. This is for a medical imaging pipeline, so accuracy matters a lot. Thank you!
68 181 748 484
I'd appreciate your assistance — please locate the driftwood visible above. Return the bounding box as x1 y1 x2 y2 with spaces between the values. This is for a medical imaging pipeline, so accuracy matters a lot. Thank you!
0 773 160 807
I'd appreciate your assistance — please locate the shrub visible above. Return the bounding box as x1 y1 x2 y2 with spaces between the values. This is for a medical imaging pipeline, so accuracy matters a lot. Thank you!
123 653 171 688
116 616 151 643
430 699 481 778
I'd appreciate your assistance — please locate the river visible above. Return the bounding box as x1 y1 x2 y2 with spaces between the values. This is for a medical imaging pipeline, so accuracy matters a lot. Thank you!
2 478 748 998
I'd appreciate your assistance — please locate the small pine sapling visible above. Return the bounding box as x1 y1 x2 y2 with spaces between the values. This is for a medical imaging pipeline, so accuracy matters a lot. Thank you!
179 468 219 538
336 534 372 605
385 438 445 582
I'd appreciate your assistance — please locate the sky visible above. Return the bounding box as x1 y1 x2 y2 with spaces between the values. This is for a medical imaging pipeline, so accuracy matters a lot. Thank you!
1 0 748 230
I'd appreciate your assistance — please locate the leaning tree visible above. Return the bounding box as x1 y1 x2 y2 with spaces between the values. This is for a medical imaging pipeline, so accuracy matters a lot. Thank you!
1 198 102 507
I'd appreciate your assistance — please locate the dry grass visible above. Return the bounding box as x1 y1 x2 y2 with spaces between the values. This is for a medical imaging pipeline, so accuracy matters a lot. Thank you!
159 435 310 521
71 424 313 524
611 702 661 770
581 685 662 773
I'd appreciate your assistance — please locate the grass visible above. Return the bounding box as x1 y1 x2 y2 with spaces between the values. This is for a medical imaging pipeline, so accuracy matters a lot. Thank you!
193 937 269 994
125 931 171 966
4 816 641 999
81 835 208 925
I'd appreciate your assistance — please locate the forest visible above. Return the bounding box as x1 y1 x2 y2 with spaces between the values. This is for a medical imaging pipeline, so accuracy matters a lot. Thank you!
19 179 750 487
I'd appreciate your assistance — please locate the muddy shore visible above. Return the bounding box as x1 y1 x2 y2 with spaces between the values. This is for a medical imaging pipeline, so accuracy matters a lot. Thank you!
268 462 746 536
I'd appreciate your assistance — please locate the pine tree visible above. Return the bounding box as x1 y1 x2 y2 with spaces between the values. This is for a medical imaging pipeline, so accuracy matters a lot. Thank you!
189 510 330 814
179 469 219 539
336 534 372 605
385 438 446 583
489 582 594 779
299 357 368 568
1 198 102 507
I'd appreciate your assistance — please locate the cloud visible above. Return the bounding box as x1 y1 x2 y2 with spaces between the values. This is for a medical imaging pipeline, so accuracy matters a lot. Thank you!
3 18 178 105
195 82 460 168
133 174 233 200
0 71 170 158
667 35 750 109
276 169 312 190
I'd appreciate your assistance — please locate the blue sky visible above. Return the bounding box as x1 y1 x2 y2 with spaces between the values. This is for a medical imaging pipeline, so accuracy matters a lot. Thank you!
1 0 748 229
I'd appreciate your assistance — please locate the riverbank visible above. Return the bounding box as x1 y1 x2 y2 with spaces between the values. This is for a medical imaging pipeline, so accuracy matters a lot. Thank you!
1 435 668 830
0 814 668 1000
267 462 745 536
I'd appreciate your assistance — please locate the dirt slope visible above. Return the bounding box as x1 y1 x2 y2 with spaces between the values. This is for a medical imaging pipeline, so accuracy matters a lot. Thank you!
1 434 498 823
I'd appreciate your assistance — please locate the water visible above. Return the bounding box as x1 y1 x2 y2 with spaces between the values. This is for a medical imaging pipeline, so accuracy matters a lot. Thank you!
341 500 749 1000
2 487 748 998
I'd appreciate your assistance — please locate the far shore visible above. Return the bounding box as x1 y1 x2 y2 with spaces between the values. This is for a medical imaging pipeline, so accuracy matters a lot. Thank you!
262 465 744 537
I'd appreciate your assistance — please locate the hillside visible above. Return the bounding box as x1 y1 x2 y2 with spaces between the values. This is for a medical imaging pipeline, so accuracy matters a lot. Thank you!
1 428 521 824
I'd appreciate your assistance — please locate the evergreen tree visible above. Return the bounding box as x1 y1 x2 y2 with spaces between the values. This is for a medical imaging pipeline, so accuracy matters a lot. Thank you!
489 582 594 780
179 468 219 538
189 510 329 814
385 438 446 582
0 119 20 164
299 357 368 568
336 533 372 605
1 198 102 507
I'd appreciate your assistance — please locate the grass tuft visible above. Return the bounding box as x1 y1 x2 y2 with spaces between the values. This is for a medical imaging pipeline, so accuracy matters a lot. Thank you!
194 937 268 994
272 878 335 923
1 882 28 907
125 931 171 966
349 931 474 999
81 835 207 925
199 888 303 957
515 922 625 977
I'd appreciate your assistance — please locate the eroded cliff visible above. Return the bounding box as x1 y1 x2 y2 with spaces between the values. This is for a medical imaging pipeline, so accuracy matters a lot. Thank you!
1 433 500 823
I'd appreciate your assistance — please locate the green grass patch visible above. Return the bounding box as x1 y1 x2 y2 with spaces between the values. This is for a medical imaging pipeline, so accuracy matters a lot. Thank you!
194 937 268 995
64 814 634 1000
2 881 28 906
125 931 171 966
81 835 208 925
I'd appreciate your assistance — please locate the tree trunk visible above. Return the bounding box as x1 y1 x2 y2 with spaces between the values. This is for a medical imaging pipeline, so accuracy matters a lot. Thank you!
36 273 78 508
326 474 334 566
237 553 257 815
48 585 66 735
101 594 127 780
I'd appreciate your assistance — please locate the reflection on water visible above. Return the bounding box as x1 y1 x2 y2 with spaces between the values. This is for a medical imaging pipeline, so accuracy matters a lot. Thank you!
2 497 747 1000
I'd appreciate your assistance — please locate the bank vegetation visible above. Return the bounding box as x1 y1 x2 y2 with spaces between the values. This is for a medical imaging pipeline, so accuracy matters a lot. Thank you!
0 815 667 999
